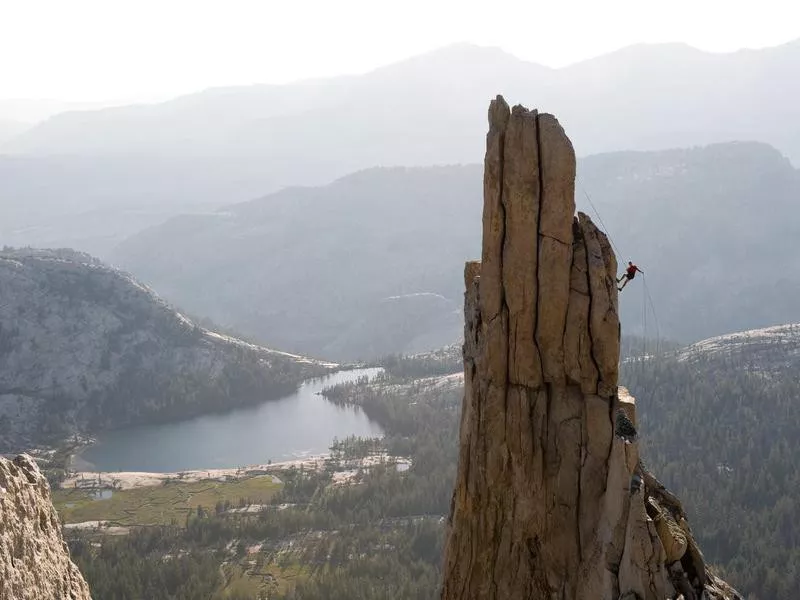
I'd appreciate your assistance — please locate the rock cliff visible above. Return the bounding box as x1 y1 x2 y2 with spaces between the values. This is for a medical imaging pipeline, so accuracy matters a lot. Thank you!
0 454 91 600
0 248 330 451
441 96 742 600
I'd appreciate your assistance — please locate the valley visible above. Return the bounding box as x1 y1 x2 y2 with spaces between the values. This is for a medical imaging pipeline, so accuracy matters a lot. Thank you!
51 360 460 599
2 25 799 600
3 234 795 599
43 326 800 599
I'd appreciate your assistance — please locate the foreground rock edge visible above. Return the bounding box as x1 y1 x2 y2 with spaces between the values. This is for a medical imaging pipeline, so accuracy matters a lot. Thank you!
0 454 92 600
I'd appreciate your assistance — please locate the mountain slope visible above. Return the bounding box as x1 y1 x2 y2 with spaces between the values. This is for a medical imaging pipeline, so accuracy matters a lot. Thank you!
622 325 800 599
580 140 800 342
0 248 329 451
0 153 280 256
677 323 800 372
111 141 800 359
112 165 481 359
3 44 544 160
0 119 29 146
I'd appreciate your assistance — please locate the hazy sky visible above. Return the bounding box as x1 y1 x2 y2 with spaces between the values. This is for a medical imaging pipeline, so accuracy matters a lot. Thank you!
2 0 798 104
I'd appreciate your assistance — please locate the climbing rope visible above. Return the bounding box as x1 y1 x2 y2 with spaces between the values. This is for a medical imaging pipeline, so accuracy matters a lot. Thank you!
576 176 657 359
642 274 648 361
576 175 626 261
642 276 661 356
576 180 736 424
641 273 734 414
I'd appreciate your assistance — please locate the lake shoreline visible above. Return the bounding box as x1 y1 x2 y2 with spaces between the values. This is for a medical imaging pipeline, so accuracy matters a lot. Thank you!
61 451 412 492
7 364 374 464
61 453 331 490
71 367 385 474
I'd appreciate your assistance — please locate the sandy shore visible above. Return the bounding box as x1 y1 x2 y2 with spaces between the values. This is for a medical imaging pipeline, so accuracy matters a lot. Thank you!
61 454 331 490
62 452 412 491
63 521 131 535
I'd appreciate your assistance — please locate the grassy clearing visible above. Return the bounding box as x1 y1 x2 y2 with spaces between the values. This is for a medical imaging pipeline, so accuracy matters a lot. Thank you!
220 559 310 598
271 562 310 595
215 555 311 598
53 475 281 526
219 563 264 598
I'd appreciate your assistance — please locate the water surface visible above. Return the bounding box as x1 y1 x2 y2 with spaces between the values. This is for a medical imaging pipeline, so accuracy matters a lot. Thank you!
77 368 383 472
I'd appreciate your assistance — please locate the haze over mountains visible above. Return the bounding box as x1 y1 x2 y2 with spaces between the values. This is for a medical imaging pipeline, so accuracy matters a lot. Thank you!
8 41 800 161
0 98 122 145
0 120 29 146
2 40 800 359
110 140 800 359
113 166 479 359
2 40 800 255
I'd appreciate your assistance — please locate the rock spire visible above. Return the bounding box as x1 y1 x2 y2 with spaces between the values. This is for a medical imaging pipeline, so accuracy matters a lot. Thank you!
440 96 742 600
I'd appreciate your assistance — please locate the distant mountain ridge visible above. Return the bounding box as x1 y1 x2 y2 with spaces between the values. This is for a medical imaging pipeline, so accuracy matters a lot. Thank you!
2 40 800 254
110 141 800 360
677 323 800 372
0 247 329 451
6 39 800 162
111 164 479 360
0 119 29 146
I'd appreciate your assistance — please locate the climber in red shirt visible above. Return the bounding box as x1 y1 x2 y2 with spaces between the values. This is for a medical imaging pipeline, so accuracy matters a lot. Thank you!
617 261 643 291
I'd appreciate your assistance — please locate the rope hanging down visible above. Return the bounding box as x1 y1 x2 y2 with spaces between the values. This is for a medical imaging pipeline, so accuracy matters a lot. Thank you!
576 180 733 413
642 274 648 360
642 276 661 357
575 176 625 261
576 176 662 361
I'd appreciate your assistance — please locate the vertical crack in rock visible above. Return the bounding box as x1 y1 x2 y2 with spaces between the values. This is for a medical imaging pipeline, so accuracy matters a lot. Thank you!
441 96 743 600
534 113 574 386
501 102 541 389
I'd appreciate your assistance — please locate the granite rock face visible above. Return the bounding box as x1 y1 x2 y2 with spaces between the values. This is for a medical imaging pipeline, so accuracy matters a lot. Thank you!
0 454 92 600
440 96 742 600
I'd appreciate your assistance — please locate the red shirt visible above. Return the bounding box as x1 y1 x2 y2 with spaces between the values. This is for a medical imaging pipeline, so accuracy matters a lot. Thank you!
626 264 638 275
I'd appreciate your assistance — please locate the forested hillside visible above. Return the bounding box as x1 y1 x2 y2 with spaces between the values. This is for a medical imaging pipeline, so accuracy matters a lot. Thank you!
60 329 800 599
0 247 327 451
623 328 800 599
66 363 462 599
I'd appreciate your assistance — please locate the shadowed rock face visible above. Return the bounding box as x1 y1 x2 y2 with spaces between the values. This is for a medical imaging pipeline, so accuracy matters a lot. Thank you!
0 455 92 600
441 96 742 600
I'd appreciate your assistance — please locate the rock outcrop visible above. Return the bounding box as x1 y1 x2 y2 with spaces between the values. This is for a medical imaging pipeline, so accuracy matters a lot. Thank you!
0 454 91 600
441 96 742 600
